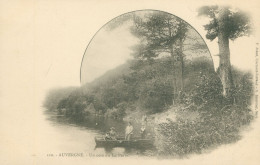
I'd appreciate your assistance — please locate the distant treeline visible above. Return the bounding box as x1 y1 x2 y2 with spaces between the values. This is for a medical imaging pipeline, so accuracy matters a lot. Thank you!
43 56 215 118
43 87 77 111
43 56 254 156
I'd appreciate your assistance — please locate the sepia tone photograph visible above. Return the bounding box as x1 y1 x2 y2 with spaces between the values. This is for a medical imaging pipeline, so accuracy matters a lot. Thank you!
0 0 259 165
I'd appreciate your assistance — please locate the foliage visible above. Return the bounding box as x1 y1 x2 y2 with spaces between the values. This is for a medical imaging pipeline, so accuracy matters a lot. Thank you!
156 68 254 157
138 78 173 113
157 105 253 156
44 57 214 117
198 5 253 98
130 12 188 59
232 69 253 106
43 87 76 111
105 102 128 119
190 72 224 108
56 91 88 118
198 6 252 41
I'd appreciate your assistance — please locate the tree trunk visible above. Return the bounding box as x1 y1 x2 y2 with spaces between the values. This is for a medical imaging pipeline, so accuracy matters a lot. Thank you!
178 41 184 91
175 49 184 103
170 45 184 104
170 47 177 105
217 8 234 98
174 38 185 103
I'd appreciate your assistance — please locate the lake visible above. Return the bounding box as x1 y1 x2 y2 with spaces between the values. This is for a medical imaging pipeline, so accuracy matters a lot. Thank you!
44 110 156 157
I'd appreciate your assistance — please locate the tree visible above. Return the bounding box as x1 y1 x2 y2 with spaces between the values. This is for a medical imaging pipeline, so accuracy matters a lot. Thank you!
198 6 252 98
106 11 208 104
130 12 189 103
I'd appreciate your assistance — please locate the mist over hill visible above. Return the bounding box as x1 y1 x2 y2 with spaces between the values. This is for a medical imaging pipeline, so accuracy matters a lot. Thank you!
43 53 254 157
45 55 215 116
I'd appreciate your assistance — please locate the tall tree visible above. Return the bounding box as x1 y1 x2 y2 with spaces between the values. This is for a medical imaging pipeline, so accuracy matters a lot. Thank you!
130 12 189 103
198 6 252 98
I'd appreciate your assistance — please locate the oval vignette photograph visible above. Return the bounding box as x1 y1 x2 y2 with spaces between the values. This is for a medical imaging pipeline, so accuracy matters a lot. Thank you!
43 9 255 158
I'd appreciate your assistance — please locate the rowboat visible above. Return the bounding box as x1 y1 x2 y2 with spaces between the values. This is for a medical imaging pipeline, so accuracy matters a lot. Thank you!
94 136 154 149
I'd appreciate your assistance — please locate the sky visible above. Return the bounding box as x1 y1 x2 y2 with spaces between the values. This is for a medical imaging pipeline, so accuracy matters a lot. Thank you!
81 7 258 85
80 11 213 85
0 0 259 165
80 21 138 84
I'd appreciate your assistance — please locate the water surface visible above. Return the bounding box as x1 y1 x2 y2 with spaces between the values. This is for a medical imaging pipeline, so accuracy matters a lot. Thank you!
44 111 155 157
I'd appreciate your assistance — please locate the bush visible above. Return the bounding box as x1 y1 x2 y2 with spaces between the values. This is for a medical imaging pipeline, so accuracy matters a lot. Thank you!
189 72 224 108
156 69 254 157
157 105 254 156
232 71 253 107
105 102 127 119
138 78 173 113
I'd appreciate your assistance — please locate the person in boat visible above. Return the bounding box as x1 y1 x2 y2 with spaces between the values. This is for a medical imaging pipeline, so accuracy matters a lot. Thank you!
140 124 146 139
109 127 117 140
104 132 111 140
125 122 133 140
141 114 147 124
105 127 117 140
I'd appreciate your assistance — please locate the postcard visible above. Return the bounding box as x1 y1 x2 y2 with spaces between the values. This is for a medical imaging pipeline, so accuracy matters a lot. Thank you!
0 0 259 164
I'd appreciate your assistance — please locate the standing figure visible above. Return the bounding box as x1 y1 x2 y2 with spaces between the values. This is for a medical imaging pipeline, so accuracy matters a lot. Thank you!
141 114 147 125
125 122 133 140
140 124 146 139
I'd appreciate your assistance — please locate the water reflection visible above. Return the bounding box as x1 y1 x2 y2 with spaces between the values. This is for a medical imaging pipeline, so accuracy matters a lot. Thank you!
44 111 156 156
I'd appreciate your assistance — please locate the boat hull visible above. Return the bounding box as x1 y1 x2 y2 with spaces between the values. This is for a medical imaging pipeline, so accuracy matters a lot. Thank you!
95 137 154 148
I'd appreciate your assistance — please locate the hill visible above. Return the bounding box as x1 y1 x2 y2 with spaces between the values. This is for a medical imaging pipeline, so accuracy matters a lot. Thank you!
43 56 254 157
45 56 215 117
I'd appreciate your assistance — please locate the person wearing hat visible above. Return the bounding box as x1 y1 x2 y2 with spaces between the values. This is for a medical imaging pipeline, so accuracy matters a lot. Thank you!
104 127 117 140
109 127 117 140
